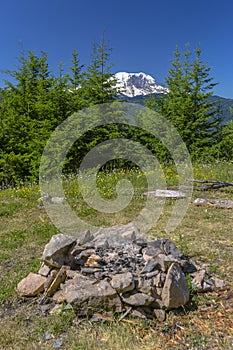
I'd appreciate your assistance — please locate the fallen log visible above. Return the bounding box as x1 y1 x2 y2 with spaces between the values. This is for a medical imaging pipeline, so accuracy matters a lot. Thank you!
192 179 233 190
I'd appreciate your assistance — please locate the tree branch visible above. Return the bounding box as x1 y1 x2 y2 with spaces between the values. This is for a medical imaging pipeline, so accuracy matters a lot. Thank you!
191 179 233 190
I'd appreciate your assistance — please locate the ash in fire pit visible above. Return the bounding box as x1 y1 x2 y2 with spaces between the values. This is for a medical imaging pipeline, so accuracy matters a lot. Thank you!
17 223 226 321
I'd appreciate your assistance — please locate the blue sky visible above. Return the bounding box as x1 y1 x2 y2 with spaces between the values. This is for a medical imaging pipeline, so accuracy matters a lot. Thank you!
1 0 232 98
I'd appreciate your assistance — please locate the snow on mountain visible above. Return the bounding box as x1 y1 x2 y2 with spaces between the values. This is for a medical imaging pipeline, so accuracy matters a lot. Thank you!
114 72 168 97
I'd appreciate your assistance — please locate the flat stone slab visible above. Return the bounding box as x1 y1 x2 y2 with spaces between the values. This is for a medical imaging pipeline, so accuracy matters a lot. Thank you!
92 223 139 248
17 272 46 296
144 190 186 198
162 263 189 308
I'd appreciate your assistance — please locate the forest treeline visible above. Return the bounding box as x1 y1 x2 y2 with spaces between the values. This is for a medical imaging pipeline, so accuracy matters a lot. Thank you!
0 38 232 186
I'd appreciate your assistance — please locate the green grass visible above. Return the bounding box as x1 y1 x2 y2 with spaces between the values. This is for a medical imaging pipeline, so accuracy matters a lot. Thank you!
0 162 233 349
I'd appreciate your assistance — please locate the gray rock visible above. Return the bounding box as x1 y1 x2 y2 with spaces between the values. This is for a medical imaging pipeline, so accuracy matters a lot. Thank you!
81 267 103 274
122 243 142 255
71 243 90 255
154 309 166 322
191 270 226 292
64 277 122 315
110 272 135 293
65 274 94 286
190 269 206 291
44 331 53 340
66 270 81 279
52 290 67 304
93 223 139 248
162 263 189 309
39 193 65 204
53 338 63 348
90 314 109 323
79 230 94 245
144 270 160 279
148 239 163 249
181 260 197 273
40 304 52 314
94 239 110 249
121 292 155 306
194 198 233 209
38 263 51 277
137 277 154 295
142 246 162 262
148 238 183 259
134 237 148 247
144 190 186 198
131 309 148 319
202 280 214 292
140 259 159 274
211 276 226 290
157 253 176 272
42 233 76 267
162 239 184 258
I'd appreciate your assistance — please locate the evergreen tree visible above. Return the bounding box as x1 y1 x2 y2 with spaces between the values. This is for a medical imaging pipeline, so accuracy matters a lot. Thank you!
0 51 58 185
81 34 119 105
50 61 71 123
64 35 122 173
214 117 233 161
69 49 84 90
147 46 221 159
68 49 86 113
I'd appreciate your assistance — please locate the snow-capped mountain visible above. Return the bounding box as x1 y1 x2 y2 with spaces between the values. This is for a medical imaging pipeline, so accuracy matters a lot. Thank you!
114 72 168 98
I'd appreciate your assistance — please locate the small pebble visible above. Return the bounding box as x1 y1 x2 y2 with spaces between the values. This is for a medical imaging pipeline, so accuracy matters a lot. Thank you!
44 331 52 340
53 338 63 348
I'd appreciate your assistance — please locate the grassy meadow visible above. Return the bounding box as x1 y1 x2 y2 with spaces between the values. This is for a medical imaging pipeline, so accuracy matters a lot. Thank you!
0 162 232 349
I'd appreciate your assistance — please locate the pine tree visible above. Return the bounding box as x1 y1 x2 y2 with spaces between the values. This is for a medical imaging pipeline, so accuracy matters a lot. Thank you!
0 51 57 184
215 118 233 160
64 35 121 173
147 46 221 159
69 49 84 90
68 49 85 112
81 34 119 105
50 61 71 123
